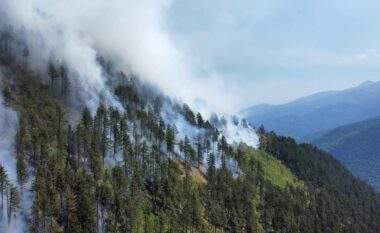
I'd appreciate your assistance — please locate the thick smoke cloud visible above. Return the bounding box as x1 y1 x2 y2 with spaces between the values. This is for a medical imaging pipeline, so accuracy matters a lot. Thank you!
0 0 236 115
1 0 259 147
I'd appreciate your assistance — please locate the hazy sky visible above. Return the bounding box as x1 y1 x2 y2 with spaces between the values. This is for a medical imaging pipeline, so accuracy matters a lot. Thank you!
167 0 380 106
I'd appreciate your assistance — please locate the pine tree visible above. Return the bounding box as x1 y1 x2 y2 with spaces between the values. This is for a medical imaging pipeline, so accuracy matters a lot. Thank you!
195 134 204 168
0 165 9 208
65 188 80 233
2 86 12 106
166 125 176 159
22 47 29 69
48 62 59 88
16 153 28 190
196 112 204 128
60 65 70 97
8 185 20 222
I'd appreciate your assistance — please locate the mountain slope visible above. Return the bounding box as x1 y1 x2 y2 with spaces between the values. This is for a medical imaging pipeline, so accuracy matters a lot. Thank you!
241 81 380 139
311 116 380 191
2 23 380 233
261 133 380 232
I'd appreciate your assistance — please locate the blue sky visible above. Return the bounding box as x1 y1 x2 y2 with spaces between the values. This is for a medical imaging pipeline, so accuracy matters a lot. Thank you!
167 0 380 106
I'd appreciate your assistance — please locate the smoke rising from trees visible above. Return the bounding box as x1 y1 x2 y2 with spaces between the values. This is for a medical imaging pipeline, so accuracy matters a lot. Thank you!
0 0 239 115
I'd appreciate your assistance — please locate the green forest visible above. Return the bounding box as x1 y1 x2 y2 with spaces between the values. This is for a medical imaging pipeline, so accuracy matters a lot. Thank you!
1 25 380 233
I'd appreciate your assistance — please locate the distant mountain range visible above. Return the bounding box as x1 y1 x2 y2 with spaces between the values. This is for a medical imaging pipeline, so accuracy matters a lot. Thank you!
241 80 380 140
310 116 380 191
242 80 380 191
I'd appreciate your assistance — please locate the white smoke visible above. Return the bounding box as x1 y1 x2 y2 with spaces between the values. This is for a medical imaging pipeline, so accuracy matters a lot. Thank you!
0 0 259 144
0 78 29 233
0 0 238 113
0 99 18 185
222 117 259 148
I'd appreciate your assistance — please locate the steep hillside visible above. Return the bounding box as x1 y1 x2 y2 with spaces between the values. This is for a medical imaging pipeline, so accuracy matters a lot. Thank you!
261 133 380 232
1 47 380 233
311 116 380 191
242 81 380 139
2 20 380 233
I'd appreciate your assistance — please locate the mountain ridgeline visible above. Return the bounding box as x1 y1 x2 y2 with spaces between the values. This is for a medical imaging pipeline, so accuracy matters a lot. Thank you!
311 116 380 191
1 25 380 233
242 81 380 140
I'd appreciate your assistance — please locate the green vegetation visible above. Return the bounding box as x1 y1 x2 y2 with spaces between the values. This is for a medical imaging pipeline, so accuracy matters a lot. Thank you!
311 116 380 191
238 144 303 189
4 67 379 232
2 25 380 233
262 132 380 233
7 66 307 233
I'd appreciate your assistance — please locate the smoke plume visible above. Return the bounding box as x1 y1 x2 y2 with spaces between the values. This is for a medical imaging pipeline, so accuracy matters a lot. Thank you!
0 0 259 146
0 0 240 113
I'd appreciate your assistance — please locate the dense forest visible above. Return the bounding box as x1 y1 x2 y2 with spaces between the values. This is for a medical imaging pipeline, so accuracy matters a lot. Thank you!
311 116 380 191
1 24 380 233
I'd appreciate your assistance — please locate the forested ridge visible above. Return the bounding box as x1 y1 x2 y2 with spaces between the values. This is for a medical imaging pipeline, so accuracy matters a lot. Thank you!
311 116 380 191
1 25 380 233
